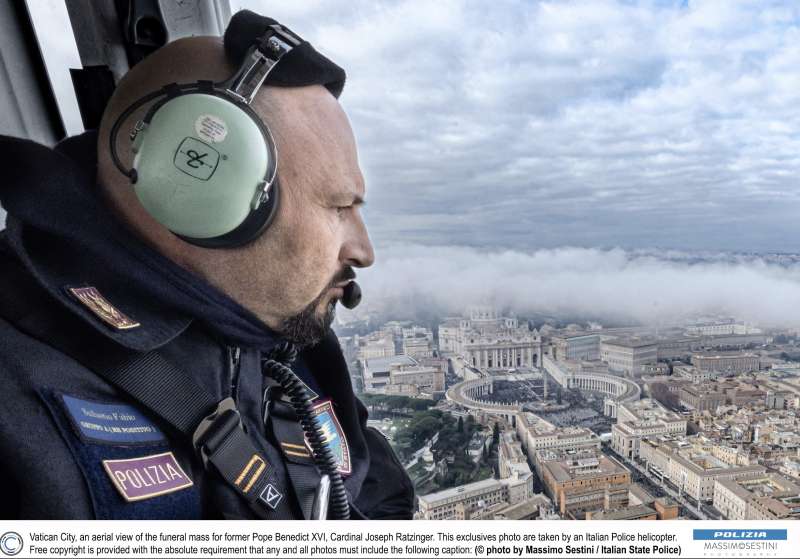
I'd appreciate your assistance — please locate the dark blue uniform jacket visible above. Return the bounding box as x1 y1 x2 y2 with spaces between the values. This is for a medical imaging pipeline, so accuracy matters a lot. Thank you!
0 131 414 519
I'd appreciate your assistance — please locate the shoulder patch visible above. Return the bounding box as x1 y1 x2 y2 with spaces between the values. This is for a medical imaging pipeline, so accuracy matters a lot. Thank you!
61 394 166 445
68 286 140 330
307 399 351 476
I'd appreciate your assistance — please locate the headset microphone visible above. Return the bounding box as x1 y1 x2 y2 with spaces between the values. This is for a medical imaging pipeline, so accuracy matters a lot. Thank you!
341 281 361 309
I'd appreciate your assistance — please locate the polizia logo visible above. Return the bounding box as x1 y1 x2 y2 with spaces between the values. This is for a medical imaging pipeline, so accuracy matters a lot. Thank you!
693 530 787 541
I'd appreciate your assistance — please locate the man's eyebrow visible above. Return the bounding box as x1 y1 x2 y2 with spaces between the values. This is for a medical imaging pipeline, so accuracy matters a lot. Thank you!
330 191 366 206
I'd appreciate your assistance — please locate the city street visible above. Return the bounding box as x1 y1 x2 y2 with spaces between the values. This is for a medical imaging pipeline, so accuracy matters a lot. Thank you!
602 444 707 520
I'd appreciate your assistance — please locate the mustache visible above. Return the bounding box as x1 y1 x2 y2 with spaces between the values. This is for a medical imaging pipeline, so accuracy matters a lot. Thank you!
330 266 356 287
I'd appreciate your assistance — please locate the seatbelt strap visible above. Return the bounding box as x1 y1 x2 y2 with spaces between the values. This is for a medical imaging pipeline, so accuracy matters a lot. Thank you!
263 378 320 519
102 352 294 518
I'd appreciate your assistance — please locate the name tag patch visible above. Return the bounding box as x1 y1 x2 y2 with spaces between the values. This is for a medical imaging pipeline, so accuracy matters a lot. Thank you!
307 399 351 475
61 394 166 444
103 452 193 502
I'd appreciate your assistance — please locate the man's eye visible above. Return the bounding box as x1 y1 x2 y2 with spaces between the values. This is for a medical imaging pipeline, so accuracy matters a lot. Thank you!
336 205 351 215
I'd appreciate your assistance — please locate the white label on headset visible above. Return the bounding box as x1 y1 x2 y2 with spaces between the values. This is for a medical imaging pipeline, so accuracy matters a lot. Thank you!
195 114 228 143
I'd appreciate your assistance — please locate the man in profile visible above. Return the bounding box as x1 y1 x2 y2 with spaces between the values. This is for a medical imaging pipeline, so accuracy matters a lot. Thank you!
0 10 414 519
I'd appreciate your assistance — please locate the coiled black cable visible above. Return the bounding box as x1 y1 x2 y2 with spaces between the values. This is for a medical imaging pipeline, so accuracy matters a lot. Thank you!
261 342 350 520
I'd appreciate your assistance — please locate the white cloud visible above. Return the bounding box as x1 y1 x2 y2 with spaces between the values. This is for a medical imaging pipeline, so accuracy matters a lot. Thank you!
346 243 800 327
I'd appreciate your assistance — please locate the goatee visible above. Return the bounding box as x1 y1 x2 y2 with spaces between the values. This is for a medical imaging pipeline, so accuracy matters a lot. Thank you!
279 266 355 348
280 295 337 348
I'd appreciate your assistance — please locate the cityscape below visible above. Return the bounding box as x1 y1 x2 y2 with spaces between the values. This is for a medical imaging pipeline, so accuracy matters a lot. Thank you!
335 306 800 521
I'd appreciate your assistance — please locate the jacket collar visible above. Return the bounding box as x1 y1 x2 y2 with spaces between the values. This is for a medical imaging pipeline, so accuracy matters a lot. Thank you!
0 131 280 352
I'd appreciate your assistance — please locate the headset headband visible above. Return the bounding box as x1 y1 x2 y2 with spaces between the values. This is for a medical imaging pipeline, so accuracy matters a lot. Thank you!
224 25 301 105
223 11 346 99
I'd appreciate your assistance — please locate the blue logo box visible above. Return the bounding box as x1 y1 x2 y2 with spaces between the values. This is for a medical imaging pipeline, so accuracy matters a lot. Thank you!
693 530 787 541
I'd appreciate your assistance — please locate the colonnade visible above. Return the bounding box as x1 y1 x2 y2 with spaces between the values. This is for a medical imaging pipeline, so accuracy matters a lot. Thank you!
469 347 538 368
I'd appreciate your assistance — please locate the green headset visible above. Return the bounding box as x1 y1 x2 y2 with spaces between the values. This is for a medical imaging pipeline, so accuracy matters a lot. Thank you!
110 24 301 248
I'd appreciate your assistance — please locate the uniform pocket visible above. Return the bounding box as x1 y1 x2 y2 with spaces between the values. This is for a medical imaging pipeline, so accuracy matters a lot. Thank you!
37 388 201 519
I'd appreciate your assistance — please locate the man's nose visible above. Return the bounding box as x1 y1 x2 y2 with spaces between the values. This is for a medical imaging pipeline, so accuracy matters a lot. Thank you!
342 216 375 268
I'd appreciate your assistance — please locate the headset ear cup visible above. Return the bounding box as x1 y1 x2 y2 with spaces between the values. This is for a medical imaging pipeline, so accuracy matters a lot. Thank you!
179 175 280 248
129 91 279 247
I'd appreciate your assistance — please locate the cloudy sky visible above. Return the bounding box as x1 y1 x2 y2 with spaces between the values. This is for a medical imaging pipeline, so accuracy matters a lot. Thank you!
237 0 800 253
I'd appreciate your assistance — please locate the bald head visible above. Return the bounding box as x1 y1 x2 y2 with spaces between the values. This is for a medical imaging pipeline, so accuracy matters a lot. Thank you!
96 35 374 339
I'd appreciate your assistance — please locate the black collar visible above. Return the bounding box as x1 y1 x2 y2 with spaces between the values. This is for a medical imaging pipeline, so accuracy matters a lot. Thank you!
0 131 280 352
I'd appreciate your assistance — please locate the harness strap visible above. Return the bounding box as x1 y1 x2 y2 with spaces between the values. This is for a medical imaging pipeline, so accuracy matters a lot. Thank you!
264 378 321 519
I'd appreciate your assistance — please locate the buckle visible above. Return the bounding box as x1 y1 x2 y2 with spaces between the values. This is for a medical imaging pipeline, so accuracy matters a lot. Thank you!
192 397 241 467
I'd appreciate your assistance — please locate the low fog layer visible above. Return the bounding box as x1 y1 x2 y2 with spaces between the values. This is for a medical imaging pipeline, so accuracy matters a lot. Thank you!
350 245 800 327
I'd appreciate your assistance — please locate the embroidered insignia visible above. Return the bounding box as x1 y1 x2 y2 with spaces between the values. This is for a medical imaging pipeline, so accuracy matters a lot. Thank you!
61 394 166 444
306 399 351 475
234 454 267 494
103 452 193 502
68 286 140 330
280 441 312 459
259 483 283 510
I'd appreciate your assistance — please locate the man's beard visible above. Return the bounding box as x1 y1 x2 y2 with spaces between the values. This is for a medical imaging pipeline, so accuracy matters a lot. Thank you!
279 267 355 348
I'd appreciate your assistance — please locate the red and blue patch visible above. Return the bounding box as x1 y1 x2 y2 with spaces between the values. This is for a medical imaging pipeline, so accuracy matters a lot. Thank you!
306 399 351 476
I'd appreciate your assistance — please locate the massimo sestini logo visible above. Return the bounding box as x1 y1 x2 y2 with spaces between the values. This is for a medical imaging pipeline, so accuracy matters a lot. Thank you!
694 529 787 557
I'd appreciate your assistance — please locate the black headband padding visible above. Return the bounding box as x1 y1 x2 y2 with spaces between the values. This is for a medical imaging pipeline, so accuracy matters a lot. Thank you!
224 10 346 99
